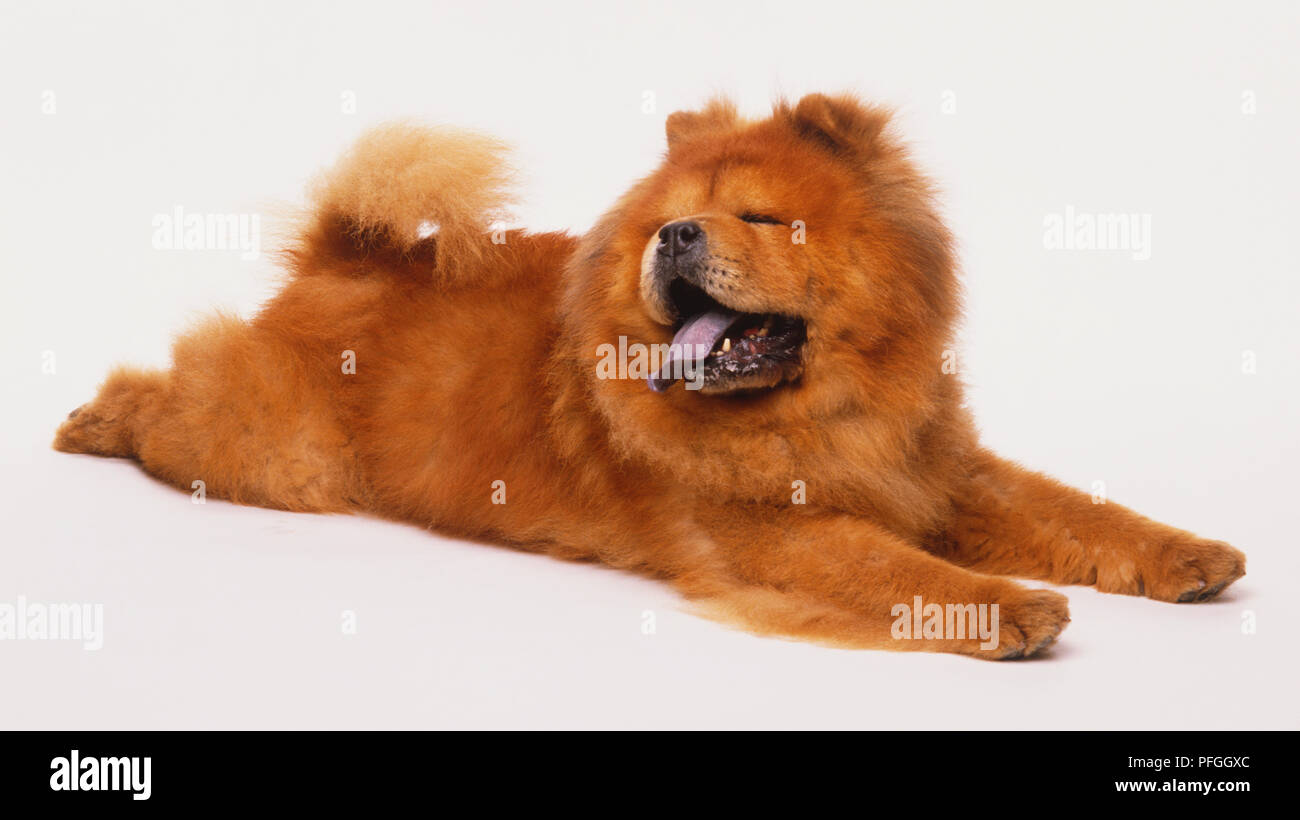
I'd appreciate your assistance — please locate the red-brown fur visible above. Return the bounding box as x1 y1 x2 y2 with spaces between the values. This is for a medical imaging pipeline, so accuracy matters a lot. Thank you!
54 94 1245 659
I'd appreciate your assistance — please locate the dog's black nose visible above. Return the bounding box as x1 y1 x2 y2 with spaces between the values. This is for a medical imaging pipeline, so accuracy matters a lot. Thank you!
657 221 704 258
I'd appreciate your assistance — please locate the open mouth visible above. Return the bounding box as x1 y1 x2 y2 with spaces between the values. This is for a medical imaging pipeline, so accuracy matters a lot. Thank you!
648 279 806 394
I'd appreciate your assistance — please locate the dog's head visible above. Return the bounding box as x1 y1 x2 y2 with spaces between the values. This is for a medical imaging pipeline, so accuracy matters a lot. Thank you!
560 94 961 494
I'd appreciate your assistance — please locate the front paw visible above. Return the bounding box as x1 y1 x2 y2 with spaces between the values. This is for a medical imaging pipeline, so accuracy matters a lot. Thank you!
1161 537 1246 602
1126 536 1246 603
968 587 1071 661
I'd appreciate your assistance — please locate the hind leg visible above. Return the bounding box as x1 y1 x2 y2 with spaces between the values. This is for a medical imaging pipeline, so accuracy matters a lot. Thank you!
55 367 167 459
54 314 358 513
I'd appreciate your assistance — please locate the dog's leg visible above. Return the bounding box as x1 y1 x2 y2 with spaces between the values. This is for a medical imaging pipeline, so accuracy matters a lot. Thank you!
54 314 357 513
931 449 1245 602
684 509 1070 659
54 367 167 459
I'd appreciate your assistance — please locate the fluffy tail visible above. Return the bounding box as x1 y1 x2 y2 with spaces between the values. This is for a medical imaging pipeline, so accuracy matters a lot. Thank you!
296 122 515 278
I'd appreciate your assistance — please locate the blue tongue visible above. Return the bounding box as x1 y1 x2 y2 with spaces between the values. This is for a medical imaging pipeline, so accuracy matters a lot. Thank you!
648 309 740 392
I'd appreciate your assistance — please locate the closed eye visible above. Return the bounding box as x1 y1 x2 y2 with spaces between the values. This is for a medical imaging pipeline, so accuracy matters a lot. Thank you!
739 212 784 225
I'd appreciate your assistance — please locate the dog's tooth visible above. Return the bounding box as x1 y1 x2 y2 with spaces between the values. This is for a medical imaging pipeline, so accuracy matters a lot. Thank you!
722 337 731 353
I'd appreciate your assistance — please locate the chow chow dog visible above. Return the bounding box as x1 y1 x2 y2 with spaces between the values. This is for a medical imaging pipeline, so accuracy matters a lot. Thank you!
55 93 1245 659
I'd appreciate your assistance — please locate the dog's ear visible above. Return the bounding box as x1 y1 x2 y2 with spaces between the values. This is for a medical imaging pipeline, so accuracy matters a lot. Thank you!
666 98 738 150
786 93 889 154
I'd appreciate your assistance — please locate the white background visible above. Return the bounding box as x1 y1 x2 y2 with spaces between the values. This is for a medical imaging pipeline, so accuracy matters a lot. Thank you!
1 0 1297 729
